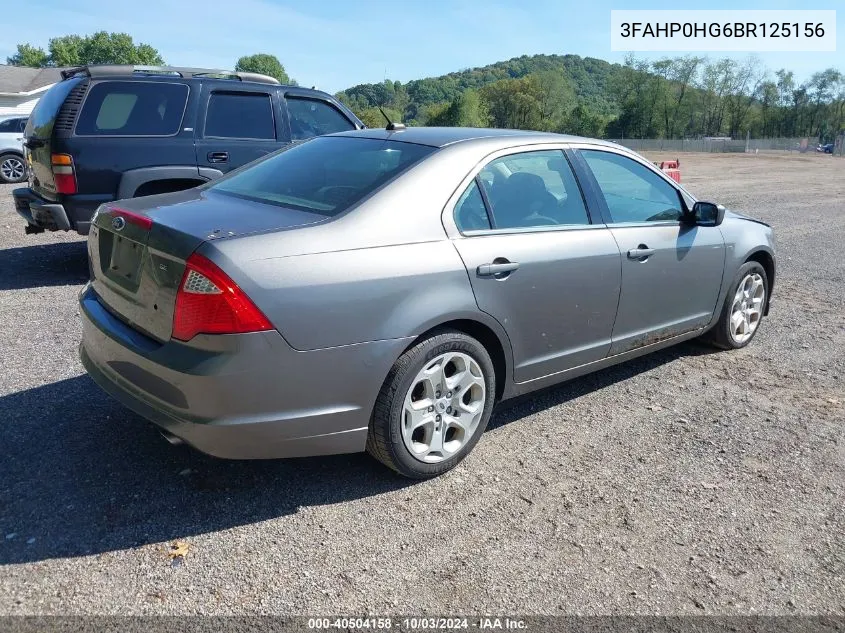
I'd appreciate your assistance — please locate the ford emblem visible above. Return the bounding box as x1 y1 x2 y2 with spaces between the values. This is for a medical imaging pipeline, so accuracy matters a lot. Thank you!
111 216 126 231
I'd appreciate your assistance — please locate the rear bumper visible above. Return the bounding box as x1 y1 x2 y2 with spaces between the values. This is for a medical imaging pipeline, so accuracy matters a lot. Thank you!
12 187 102 235
78 284 410 459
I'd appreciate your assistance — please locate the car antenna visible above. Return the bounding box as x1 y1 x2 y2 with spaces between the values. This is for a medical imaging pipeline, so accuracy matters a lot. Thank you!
378 106 405 131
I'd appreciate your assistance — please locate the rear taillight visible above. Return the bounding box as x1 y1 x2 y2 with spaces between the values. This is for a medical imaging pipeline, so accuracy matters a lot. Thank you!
51 153 77 194
172 253 273 341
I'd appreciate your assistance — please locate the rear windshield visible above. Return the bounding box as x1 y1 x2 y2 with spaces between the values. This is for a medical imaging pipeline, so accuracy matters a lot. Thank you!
209 136 435 216
76 81 189 136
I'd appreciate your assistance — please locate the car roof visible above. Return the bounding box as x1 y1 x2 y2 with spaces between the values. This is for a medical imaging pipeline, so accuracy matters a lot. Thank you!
330 126 619 149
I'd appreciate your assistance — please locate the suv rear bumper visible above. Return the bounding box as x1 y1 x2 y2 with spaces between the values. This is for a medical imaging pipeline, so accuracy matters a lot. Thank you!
13 187 99 235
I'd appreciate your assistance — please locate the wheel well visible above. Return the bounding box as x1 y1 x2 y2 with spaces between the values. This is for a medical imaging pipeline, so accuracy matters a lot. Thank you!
746 250 775 312
412 319 508 401
134 178 203 197
746 250 775 289
0 151 23 158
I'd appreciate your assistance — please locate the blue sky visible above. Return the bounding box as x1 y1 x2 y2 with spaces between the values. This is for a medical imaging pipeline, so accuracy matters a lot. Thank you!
4 0 842 93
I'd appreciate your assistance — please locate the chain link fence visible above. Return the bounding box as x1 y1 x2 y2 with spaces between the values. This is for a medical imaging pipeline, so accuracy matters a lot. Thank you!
604 137 843 154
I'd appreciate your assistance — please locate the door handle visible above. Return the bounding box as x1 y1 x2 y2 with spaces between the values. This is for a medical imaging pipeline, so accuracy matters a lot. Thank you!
477 261 520 277
207 151 229 163
627 245 655 260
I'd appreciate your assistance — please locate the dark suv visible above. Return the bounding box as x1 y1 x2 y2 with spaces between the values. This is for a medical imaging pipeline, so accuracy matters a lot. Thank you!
13 65 363 235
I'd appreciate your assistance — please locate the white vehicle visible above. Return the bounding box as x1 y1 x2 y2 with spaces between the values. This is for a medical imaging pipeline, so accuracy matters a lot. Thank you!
0 116 27 184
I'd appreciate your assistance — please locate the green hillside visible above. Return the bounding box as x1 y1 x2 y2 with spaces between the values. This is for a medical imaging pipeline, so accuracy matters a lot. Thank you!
337 54 623 128
336 53 844 141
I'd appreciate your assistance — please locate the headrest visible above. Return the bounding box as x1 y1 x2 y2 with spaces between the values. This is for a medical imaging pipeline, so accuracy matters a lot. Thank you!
504 171 547 196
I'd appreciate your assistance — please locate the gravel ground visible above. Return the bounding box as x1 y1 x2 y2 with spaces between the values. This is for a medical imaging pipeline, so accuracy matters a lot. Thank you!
0 152 843 616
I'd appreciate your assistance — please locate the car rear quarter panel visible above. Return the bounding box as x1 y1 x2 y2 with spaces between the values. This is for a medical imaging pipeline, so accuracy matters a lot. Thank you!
230 241 482 350
202 145 510 352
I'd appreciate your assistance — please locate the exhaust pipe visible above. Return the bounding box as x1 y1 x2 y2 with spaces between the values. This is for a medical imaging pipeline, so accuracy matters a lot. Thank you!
160 430 184 446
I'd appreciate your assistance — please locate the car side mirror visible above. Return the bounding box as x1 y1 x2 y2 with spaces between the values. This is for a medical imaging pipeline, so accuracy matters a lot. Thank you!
690 201 725 226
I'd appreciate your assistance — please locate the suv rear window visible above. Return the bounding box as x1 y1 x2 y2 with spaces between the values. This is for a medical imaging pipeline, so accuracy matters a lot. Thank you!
76 81 188 136
209 136 434 216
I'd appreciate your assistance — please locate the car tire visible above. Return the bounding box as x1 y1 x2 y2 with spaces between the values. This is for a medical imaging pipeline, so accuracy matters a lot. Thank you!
704 261 769 350
0 153 26 184
367 330 496 479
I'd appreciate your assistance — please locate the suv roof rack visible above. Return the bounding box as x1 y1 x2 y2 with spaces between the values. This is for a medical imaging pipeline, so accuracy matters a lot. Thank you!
60 65 281 85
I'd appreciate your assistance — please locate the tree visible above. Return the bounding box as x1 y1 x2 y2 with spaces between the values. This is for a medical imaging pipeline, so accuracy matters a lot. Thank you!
565 104 607 137
7 44 49 67
531 70 575 131
357 107 402 128
610 55 658 138
427 89 489 127
807 68 842 137
48 35 84 67
7 32 163 67
235 54 290 83
480 74 574 130
80 32 163 65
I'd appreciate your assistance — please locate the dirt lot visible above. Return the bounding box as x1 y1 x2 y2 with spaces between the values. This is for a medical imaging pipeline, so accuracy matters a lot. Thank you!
0 152 843 615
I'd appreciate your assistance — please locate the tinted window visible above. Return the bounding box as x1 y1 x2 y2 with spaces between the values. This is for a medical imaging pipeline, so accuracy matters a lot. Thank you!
210 137 434 216
205 92 275 140
17 118 27 132
76 81 188 136
454 181 491 231
581 150 683 223
286 97 354 140
0 119 21 133
478 150 589 229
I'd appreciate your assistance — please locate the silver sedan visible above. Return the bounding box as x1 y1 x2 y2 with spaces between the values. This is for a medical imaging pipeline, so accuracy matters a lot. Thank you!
79 127 775 478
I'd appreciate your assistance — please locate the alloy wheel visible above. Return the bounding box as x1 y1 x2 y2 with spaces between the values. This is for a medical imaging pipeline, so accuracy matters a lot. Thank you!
401 352 486 463
1 157 24 182
730 272 765 344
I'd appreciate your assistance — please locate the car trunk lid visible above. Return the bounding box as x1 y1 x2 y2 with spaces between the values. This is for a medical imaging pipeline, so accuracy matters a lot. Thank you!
88 189 327 342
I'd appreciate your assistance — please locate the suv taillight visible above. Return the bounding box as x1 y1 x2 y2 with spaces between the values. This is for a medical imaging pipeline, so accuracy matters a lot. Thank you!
51 153 77 194
172 253 273 341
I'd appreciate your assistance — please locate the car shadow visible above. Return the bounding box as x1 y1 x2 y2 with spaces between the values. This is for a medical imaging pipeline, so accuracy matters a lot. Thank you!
488 339 719 429
0 374 413 565
0 341 719 565
0 241 88 291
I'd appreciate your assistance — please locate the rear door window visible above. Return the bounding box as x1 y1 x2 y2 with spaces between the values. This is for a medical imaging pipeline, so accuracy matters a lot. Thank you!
0 118 26 133
454 180 491 232
0 119 21 133
76 81 188 136
479 150 590 229
286 97 354 140
205 92 276 140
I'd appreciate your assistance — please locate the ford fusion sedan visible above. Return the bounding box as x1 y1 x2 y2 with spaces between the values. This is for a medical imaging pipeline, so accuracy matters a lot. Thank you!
79 127 775 479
